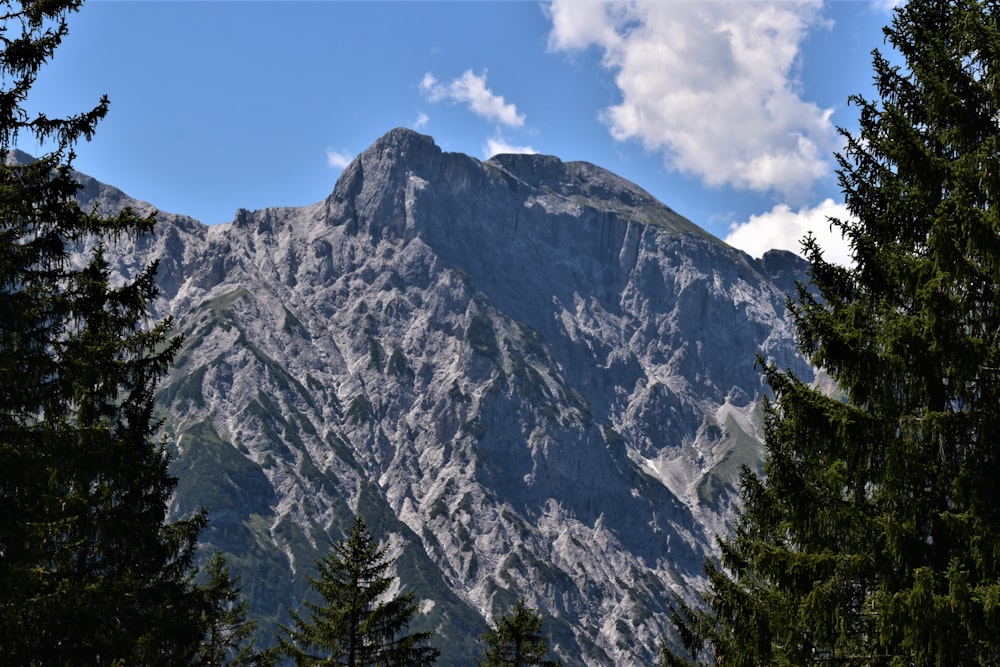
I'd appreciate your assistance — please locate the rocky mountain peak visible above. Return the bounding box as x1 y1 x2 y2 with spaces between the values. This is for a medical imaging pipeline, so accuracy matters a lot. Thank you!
372 125 440 157
487 152 656 210
82 129 812 665
343 127 443 188
755 248 812 301
4 148 37 166
324 128 709 244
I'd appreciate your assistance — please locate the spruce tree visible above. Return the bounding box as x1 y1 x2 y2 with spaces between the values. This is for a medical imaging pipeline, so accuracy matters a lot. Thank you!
477 597 561 667
276 515 439 666
665 1 1000 665
0 0 208 662
198 552 269 667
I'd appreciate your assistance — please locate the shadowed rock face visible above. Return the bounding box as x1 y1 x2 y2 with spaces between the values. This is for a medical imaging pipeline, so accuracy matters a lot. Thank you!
91 127 811 665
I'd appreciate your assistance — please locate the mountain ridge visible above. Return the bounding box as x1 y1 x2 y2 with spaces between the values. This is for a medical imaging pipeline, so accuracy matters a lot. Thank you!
84 127 811 665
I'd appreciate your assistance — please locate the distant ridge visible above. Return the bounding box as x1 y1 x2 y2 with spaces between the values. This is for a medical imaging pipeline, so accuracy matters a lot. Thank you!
82 128 812 665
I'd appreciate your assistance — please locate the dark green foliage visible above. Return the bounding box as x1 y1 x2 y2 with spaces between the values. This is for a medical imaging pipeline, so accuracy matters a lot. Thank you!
367 335 385 370
515 321 547 359
461 416 486 439
600 425 625 447
162 362 209 407
282 306 308 338
477 598 561 667
197 552 271 667
346 394 373 424
364 314 385 370
0 1 210 663
276 515 440 666
467 311 499 358
506 346 557 421
693 414 762 511
665 1 1000 665
170 421 275 546
448 379 470 403
386 347 413 380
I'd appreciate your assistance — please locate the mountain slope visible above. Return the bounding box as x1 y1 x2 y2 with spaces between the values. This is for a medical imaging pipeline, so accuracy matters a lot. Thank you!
92 128 811 665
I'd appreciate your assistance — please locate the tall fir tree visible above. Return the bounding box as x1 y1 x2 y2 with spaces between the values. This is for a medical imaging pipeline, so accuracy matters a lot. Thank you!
276 515 439 666
0 0 210 662
664 1 1000 665
477 597 561 667
198 552 270 667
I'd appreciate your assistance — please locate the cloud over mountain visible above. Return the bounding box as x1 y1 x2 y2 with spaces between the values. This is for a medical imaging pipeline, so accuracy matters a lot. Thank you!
725 197 853 266
326 148 353 170
547 0 836 198
485 134 536 158
420 70 526 127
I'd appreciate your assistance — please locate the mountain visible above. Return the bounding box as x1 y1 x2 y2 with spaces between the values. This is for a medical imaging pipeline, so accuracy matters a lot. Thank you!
85 128 812 665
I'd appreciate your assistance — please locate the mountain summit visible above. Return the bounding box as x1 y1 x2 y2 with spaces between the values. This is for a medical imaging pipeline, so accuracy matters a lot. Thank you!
96 128 811 665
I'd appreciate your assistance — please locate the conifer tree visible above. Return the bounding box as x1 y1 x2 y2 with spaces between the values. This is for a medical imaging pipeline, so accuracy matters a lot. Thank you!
664 1 1000 665
477 597 561 667
198 552 269 667
276 515 439 666
0 0 209 662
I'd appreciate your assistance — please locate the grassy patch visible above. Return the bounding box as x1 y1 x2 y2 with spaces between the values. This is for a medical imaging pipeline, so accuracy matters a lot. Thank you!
347 394 373 424
387 347 413 380
466 312 499 358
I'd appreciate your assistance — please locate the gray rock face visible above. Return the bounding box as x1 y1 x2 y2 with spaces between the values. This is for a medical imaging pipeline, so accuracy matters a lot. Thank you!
93 128 811 665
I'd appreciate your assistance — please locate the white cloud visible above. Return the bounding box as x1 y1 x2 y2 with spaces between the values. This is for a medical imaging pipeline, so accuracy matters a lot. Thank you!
420 70 525 127
414 112 430 129
547 0 836 199
326 149 353 170
546 0 625 51
724 198 853 266
485 136 537 158
874 0 904 13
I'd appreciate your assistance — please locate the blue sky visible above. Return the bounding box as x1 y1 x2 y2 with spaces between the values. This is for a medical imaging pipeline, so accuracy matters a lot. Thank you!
26 0 899 264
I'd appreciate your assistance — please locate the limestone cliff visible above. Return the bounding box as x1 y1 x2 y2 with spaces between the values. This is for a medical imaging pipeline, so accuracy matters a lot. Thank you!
92 128 811 665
